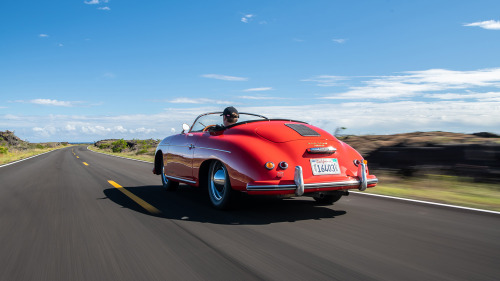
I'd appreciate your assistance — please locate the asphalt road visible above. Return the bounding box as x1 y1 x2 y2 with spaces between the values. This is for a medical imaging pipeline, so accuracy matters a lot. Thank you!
1 146 499 281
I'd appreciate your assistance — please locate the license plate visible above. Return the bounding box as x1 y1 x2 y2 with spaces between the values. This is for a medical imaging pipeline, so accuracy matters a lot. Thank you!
310 158 341 175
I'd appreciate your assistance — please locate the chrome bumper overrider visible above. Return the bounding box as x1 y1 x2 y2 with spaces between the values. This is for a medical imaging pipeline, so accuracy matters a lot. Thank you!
246 165 378 195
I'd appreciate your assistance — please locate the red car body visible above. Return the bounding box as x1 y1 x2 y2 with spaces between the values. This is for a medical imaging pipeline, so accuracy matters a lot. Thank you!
153 112 377 209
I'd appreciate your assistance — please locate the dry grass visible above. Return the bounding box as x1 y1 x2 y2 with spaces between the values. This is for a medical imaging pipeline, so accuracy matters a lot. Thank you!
0 146 67 165
87 145 154 162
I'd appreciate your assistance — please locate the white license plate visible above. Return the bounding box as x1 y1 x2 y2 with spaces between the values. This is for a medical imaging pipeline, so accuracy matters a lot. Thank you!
310 158 341 175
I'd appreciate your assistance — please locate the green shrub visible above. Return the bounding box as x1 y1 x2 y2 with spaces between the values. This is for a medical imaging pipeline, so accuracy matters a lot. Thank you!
0 146 8 154
98 143 111 149
111 139 127 153
36 144 45 149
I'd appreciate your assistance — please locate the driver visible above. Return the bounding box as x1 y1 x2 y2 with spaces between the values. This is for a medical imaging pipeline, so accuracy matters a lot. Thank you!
206 106 239 132
222 106 239 127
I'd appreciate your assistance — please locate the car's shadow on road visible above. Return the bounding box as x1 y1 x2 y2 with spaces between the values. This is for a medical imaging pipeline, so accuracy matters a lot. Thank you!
102 185 346 225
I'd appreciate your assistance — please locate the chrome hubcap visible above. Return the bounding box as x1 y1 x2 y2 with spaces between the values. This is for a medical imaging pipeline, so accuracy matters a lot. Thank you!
213 169 226 186
210 164 226 201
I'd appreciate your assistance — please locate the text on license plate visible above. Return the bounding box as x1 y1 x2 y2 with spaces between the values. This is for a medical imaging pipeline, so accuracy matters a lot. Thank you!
310 158 341 175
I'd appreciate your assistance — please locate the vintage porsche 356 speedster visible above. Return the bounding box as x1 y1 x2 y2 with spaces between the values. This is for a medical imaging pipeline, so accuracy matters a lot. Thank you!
153 112 378 209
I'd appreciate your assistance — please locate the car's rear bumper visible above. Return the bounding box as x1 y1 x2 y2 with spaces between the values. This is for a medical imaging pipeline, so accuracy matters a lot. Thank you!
246 164 377 195
246 178 378 195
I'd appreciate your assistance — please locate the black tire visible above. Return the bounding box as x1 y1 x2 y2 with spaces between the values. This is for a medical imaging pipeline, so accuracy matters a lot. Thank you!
207 161 233 209
161 160 179 191
313 191 343 205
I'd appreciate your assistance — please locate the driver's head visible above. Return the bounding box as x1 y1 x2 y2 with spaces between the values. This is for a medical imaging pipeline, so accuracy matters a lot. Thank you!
222 106 239 126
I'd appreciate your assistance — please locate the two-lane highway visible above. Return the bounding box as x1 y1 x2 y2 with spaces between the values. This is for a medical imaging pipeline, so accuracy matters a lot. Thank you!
1 146 499 281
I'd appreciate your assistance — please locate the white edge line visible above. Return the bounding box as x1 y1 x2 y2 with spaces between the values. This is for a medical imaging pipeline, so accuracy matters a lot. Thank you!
87 146 153 164
352 191 500 215
0 150 57 168
86 146 500 215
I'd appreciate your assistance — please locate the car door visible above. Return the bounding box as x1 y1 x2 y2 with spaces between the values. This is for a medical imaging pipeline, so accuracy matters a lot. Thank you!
164 132 201 184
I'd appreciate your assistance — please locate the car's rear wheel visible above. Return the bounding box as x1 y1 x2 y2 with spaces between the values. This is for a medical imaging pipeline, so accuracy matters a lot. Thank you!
313 191 343 205
208 161 233 209
161 160 179 191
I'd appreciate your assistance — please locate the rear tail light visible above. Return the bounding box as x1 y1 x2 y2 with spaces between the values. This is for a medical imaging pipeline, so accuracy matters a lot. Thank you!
278 161 288 169
265 162 275 170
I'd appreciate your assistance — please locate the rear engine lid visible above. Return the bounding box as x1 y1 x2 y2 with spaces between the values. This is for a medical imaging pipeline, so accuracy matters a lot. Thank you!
255 122 333 143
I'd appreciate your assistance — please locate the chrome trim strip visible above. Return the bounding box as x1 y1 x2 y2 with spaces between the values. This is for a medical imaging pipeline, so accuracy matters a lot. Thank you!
246 184 297 191
246 178 378 191
195 146 232 154
307 146 336 154
164 175 197 184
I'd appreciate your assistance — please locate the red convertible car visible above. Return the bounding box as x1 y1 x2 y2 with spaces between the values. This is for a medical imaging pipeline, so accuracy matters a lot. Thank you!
153 112 378 209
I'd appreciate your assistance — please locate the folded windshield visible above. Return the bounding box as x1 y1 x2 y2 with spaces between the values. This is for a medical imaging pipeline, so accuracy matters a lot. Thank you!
190 112 268 132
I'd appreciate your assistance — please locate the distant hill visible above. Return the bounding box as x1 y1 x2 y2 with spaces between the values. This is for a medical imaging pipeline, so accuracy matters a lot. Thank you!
0 130 28 147
0 130 68 150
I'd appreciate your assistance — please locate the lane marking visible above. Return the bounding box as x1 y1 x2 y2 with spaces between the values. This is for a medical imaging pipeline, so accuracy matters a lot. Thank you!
83 162 89 166
107 180 161 214
352 191 500 215
76 156 79 158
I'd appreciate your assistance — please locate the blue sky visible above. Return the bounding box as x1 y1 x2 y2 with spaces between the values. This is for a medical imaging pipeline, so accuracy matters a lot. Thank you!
1 0 500 142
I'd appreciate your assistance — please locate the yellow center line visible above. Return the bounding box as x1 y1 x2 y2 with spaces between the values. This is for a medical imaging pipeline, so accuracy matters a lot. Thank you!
107 180 161 215
83 162 89 166
76 156 79 158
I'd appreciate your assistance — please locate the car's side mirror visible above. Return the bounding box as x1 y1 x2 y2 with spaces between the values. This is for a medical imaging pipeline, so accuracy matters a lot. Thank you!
181 123 190 134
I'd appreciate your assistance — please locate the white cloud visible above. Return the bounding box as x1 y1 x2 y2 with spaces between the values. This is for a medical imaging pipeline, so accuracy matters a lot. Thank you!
314 68 500 100
241 14 254 23
4 68 500 142
240 101 500 135
65 124 76 131
39 34 49 38
130 127 157 134
238 95 286 100
28 99 78 107
98 6 110 10
332 38 347 44
169 98 232 105
33 126 57 138
103 72 116 78
201 74 248 81
114 126 128 133
84 0 100 4
302 75 349 87
464 20 500 30
425 92 500 102
239 96 271 100
3 98 500 142
243 87 273 92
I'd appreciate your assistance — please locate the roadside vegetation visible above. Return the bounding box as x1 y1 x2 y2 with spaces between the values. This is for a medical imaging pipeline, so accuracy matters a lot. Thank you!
89 138 158 162
0 130 69 165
